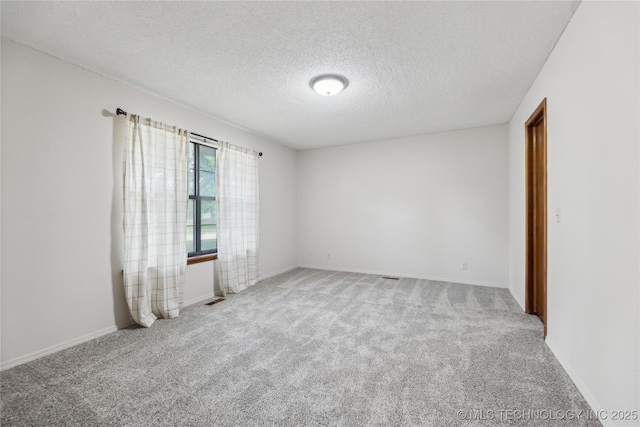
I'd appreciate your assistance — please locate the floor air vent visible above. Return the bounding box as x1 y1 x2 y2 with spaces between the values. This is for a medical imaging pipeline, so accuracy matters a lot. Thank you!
382 276 400 280
205 298 225 306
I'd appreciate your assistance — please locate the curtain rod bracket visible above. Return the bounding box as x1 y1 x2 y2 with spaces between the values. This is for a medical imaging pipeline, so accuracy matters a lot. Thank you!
116 108 127 116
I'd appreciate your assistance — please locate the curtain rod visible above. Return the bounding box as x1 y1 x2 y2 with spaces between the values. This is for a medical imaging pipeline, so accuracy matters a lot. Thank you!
116 108 262 157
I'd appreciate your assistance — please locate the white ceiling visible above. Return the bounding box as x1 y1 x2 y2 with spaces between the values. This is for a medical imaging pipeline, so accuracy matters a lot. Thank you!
1 1 579 150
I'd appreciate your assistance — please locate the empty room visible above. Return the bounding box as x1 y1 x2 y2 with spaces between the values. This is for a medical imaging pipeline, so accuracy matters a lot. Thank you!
1 1 638 426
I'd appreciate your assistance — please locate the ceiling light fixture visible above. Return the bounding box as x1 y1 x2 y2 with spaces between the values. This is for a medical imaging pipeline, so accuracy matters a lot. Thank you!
310 74 348 96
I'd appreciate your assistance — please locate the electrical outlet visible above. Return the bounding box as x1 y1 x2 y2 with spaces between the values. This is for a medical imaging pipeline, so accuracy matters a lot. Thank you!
461 262 468 270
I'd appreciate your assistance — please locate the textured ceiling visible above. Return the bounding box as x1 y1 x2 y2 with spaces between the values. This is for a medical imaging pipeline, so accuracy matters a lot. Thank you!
1 1 579 150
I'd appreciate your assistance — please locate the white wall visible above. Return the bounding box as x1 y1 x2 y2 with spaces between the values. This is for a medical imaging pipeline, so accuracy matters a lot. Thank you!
297 125 509 287
508 2 639 424
1 38 298 368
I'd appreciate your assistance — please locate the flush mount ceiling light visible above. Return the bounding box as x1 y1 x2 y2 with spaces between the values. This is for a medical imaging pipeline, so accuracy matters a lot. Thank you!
310 74 348 96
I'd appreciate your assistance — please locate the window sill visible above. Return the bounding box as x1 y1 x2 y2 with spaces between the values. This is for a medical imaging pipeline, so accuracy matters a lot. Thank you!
187 253 218 265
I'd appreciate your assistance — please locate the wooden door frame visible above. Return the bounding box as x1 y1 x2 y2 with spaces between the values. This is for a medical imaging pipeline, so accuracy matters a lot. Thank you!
525 98 547 336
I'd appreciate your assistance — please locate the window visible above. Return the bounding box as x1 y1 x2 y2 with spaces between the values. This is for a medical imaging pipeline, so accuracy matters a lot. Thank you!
187 142 217 257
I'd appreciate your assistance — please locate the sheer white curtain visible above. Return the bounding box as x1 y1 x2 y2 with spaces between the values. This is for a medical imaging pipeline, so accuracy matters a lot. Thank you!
216 141 260 294
122 115 189 327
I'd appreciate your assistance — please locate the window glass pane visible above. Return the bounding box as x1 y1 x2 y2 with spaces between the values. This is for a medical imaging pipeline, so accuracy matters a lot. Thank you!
189 143 195 169
201 200 217 251
188 143 195 195
188 170 195 196
199 145 216 172
186 199 195 252
187 199 194 226
199 171 215 197
187 225 195 253
202 225 217 252
201 200 217 226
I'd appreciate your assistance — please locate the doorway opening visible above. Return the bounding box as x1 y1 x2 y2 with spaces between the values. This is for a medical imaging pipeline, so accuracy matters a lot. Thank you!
525 98 547 337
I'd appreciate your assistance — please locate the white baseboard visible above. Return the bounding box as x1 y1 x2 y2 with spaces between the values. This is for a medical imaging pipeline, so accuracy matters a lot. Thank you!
182 292 217 307
258 265 298 282
545 336 612 426
297 264 507 289
1 325 118 371
508 286 526 311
